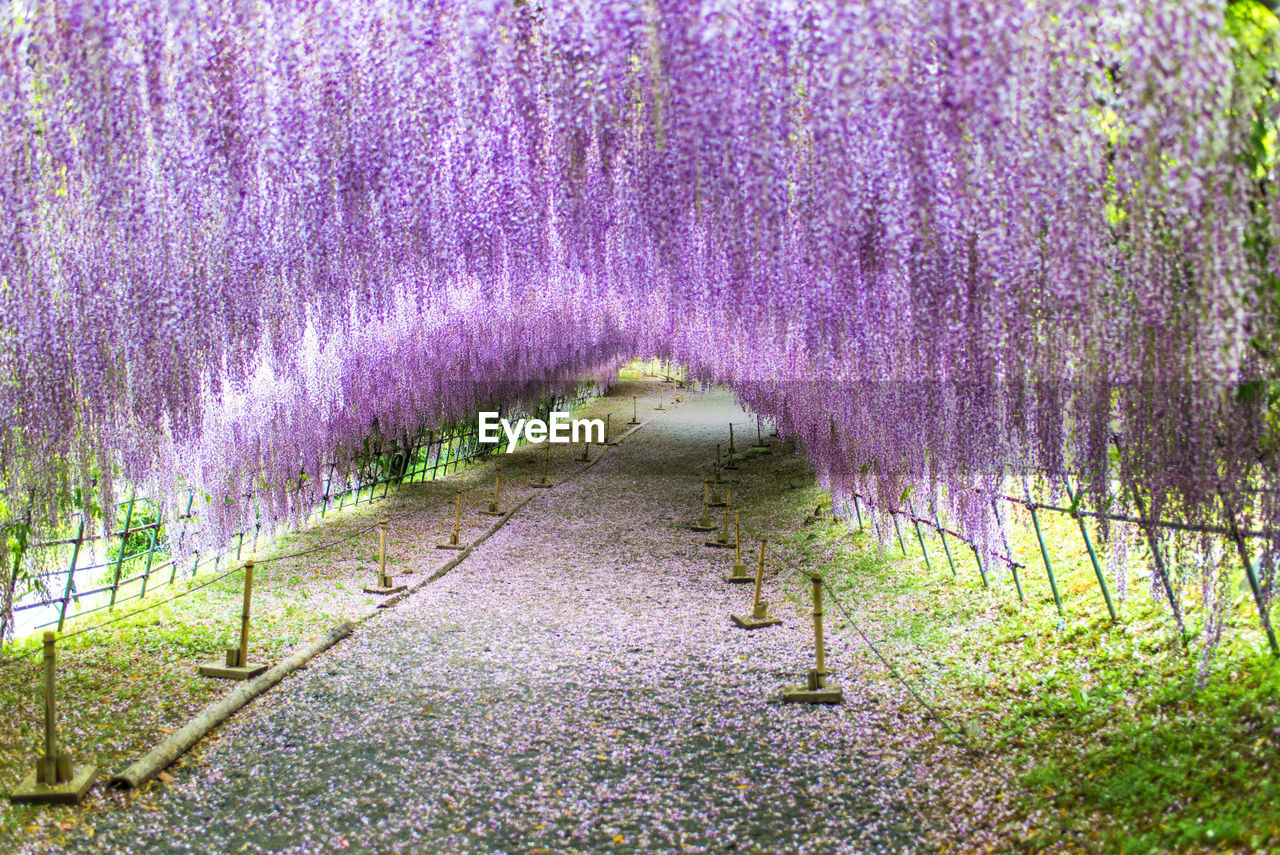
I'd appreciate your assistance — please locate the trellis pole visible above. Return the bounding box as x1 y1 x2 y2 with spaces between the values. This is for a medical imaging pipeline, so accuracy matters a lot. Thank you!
1064 478 1116 621
1022 475 1063 617
891 512 908 557
934 507 959 577
56 520 85 633
991 499 1024 603
907 499 932 573
1221 492 1279 656
108 490 137 612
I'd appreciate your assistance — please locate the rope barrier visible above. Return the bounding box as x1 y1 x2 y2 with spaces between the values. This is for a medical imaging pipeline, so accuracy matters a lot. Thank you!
726 493 966 742
820 579 967 742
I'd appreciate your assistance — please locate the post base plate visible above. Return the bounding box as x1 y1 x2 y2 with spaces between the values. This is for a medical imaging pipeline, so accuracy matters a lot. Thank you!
198 661 269 681
10 765 98 805
362 584 408 596
780 684 844 704
731 613 783 630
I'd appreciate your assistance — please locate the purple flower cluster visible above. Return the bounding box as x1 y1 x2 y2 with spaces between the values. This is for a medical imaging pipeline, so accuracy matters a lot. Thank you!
1 2 1276 608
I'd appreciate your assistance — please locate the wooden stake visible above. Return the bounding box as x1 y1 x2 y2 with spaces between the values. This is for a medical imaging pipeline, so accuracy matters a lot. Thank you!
725 426 740 470
436 490 467 550
42 632 57 783
199 561 269 679
705 490 734 548
531 443 553 487
691 483 716 532
782 575 843 703
481 467 505 515
732 540 781 629
10 632 97 804
753 541 766 610
725 511 751 581
238 559 255 666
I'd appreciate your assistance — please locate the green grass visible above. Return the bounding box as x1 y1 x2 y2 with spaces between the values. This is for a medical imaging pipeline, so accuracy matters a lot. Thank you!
751 469 1280 853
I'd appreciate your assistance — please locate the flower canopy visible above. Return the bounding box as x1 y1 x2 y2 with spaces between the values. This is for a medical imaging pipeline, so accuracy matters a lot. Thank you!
1 1 1277 573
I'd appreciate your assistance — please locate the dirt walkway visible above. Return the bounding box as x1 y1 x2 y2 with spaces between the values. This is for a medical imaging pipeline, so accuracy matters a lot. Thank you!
75 386 922 854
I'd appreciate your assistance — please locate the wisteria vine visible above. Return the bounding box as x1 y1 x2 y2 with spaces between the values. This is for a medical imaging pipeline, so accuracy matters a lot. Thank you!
2 1 1279 639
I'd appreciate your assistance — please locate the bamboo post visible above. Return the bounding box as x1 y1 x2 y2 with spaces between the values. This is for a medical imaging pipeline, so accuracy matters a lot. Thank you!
812 577 826 682
1023 476 1064 616
198 561 268 680
578 440 590 462
972 545 991 588
656 391 665 411
1110 436 1185 639
629 396 640 425
10 632 97 804
852 495 864 531
752 416 771 452
753 541 766 611
139 528 158 600
237 560 254 667
1064 479 1117 621
435 490 467 550
782 576 843 703
708 463 726 507
725 425 739 470
322 463 336 517
56 520 85 634
172 493 194 585
483 471 504 516
42 633 58 783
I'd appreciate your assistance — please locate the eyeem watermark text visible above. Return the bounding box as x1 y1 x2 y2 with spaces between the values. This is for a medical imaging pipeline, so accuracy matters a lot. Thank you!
479 411 605 453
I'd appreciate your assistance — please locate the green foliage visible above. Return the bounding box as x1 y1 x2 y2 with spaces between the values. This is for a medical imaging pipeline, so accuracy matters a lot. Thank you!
105 502 166 565
772 474 1280 852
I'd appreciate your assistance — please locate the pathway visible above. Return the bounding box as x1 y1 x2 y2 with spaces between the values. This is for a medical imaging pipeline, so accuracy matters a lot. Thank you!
77 387 921 854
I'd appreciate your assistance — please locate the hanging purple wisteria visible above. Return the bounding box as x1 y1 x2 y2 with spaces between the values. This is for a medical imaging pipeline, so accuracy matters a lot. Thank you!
1 1 1277 624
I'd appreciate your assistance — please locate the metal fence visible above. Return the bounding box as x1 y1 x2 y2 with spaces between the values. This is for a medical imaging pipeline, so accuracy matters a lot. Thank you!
10 383 602 636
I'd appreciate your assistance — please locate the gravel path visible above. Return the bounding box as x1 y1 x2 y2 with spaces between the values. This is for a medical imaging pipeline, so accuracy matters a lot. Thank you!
77 387 923 854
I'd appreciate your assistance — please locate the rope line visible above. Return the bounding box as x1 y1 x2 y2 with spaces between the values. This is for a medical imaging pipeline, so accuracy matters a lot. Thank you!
820 579 967 742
